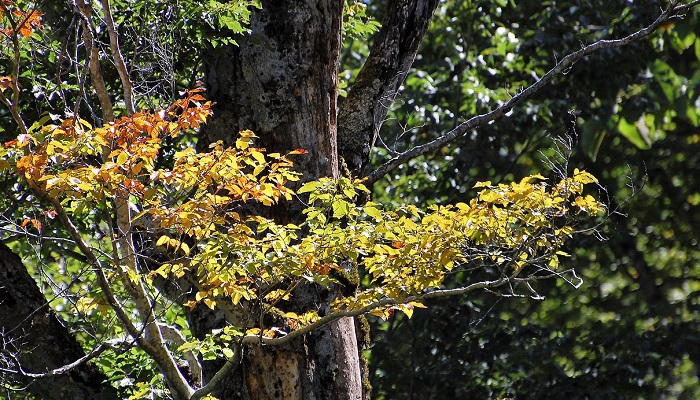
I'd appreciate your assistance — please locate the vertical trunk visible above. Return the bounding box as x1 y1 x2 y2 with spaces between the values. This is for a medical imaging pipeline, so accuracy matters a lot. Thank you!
201 1 340 181
0 241 117 399
199 1 365 399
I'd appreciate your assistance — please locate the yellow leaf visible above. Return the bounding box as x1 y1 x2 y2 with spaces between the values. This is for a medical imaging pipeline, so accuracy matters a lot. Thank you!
174 148 195 159
235 138 250 150
399 304 414 319
251 151 266 164
184 300 197 310
264 289 290 301
74 297 97 314
253 165 265 176
239 130 257 138
549 255 559 268
473 180 492 188
179 242 190 256
0 76 12 92
154 264 171 278
116 151 128 166
156 235 170 246
203 298 216 310
409 301 426 308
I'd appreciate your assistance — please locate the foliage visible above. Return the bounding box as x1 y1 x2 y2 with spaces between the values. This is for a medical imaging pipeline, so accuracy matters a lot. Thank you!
0 85 603 322
0 5 602 390
0 84 602 396
366 1 700 398
3 0 694 398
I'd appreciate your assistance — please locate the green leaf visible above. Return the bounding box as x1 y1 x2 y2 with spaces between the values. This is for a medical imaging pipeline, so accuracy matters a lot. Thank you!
617 116 651 150
580 116 608 161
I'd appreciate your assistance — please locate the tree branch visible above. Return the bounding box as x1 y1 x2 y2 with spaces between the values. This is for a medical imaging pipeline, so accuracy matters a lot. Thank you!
337 0 440 175
189 346 241 400
74 0 114 123
365 0 692 184
3 342 111 379
25 183 195 399
0 241 117 399
187 272 533 398
240 276 510 348
98 0 136 116
159 324 202 388
0 1 29 136
70 4 190 394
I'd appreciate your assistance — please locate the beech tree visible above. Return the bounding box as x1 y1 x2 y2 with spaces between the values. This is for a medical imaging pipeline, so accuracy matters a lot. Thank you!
0 1 696 399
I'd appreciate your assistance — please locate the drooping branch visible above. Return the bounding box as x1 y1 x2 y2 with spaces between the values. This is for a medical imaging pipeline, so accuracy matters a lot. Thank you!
2 342 111 379
365 0 694 184
338 0 440 176
239 276 509 348
187 275 509 399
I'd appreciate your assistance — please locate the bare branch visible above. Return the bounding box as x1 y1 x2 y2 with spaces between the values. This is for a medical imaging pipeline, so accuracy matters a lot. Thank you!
97 0 136 116
3 342 111 379
74 0 114 123
0 1 29 136
365 0 693 184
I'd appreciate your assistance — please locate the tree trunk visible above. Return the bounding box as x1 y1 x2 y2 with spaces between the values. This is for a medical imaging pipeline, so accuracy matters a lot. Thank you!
199 1 366 399
0 241 116 399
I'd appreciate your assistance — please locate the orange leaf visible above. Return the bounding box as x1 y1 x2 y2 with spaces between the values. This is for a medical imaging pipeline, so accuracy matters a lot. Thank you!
319 263 331 275
21 218 42 232
0 76 11 92
12 10 42 38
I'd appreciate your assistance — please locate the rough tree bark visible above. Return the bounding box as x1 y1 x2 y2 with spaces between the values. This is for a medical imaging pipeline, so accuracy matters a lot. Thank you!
0 241 116 399
197 1 440 399
338 0 440 175
199 1 365 399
